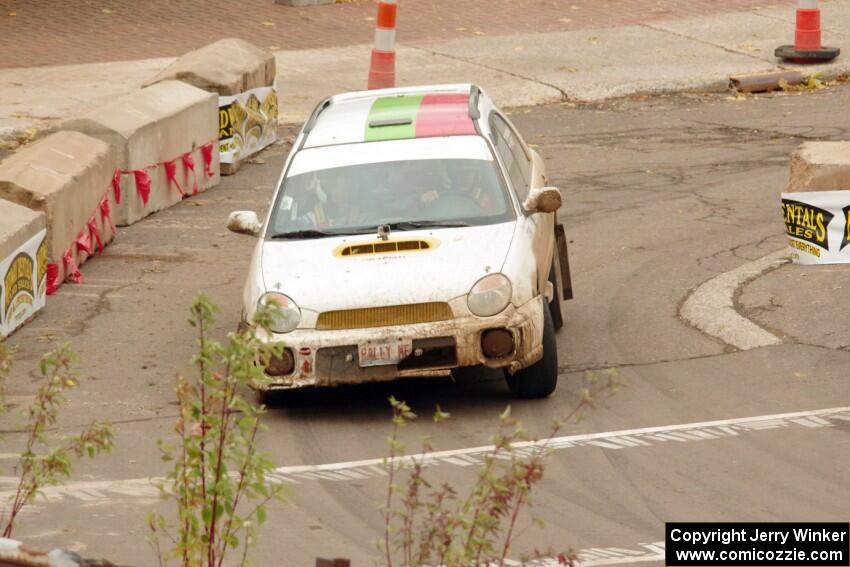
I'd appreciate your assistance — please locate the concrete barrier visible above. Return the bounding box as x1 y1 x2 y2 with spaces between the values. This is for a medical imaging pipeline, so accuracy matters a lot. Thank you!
787 141 850 192
0 131 116 287
144 38 275 97
64 80 220 226
143 39 277 175
0 199 46 338
783 141 850 264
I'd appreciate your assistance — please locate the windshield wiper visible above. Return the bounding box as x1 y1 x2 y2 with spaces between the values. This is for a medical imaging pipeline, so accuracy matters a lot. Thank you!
386 221 471 231
270 229 348 240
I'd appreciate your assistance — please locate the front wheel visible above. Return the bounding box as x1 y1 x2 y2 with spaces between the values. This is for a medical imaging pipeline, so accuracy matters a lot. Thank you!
505 302 558 398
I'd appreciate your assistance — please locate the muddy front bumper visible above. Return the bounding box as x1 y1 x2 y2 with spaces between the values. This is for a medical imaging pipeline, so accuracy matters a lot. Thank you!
256 296 546 390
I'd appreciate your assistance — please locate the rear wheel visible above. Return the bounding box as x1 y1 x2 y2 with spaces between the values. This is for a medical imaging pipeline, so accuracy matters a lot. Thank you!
505 302 558 398
547 253 566 331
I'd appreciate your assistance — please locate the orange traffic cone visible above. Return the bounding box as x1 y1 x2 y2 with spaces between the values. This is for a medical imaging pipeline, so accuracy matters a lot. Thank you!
776 0 839 63
368 0 397 89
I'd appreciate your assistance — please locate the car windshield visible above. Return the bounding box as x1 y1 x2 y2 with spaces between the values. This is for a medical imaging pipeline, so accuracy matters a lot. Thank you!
267 156 514 238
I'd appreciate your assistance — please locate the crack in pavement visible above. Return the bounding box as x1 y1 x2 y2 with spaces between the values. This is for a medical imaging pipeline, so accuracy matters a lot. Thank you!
62 279 141 337
405 43 569 102
557 351 732 375
639 21 777 66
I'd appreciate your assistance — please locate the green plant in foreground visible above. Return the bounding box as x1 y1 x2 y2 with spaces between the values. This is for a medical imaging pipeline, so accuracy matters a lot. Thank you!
148 294 287 567
381 368 621 567
0 342 113 537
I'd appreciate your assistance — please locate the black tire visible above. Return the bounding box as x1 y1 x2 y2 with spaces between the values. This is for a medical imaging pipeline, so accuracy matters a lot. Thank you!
505 302 558 398
547 253 566 331
255 386 271 406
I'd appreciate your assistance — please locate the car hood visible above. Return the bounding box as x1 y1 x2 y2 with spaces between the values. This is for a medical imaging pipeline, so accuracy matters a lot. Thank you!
261 222 516 312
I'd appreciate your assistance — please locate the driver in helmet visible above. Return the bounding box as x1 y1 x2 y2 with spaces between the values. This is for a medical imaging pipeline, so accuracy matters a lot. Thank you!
418 161 494 214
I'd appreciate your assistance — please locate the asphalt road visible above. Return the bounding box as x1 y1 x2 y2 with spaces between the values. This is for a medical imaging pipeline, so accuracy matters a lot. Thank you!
2 85 850 565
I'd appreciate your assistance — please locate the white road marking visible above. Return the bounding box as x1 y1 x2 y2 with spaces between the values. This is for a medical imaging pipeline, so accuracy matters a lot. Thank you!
681 249 789 350
504 542 665 566
0 406 845 505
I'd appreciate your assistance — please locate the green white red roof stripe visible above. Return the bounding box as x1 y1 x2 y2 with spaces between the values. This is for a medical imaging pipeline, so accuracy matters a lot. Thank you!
364 93 475 141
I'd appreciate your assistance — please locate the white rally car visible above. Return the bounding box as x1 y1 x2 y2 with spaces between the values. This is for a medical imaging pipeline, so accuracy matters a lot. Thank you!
229 84 572 399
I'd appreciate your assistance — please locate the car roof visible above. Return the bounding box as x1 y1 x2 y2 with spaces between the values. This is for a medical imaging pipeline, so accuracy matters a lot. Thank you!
301 83 487 149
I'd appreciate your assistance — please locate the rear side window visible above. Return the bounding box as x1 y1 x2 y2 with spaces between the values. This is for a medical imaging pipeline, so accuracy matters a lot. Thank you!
489 114 532 200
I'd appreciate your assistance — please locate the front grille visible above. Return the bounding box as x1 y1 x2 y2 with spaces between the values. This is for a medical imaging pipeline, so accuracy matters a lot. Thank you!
316 302 453 330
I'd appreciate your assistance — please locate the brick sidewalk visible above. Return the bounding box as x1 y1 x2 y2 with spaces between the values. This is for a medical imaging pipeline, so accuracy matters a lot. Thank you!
1 0 794 68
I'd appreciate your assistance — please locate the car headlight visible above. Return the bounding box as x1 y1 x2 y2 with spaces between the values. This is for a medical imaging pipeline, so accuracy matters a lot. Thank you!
258 292 301 333
467 274 512 317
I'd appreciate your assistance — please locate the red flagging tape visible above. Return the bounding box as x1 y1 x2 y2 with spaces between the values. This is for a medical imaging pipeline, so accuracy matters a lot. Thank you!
181 152 199 194
75 229 93 256
46 263 59 296
201 142 215 177
111 168 123 204
62 249 83 284
49 139 216 293
100 196 115 235
87 215 104 254
164 159 186 197
133 169 152 205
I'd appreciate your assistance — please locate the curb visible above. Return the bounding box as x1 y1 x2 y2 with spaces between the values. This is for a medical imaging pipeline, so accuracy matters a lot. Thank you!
680 249 790 350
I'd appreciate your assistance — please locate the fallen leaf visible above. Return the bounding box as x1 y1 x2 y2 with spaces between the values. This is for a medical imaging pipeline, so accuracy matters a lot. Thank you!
736 41 761 52
101 8 115 14
588 36 600 44
261 21 276 27
8 11 16 16
455 27 466 31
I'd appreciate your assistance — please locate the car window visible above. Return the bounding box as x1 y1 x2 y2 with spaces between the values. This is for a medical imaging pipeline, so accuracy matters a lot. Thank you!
268 158 515 236
489 114 532 200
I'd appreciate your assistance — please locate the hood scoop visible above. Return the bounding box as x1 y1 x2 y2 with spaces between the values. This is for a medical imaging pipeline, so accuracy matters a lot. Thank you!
335 238 438 257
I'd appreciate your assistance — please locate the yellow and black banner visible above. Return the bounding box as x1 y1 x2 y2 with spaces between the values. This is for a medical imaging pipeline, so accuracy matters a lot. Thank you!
218 84 279 164
0 229 46 338
782 191 850 265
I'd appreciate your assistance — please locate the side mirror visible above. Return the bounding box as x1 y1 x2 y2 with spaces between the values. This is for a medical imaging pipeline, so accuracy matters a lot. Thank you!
523 186 562 214
227 211 261 236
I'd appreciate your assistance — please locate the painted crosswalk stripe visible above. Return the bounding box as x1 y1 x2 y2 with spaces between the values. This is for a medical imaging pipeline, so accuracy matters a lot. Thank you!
2 406 847 505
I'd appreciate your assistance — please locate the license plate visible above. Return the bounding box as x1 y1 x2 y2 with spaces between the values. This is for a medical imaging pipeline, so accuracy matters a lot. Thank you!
358 338 413 367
